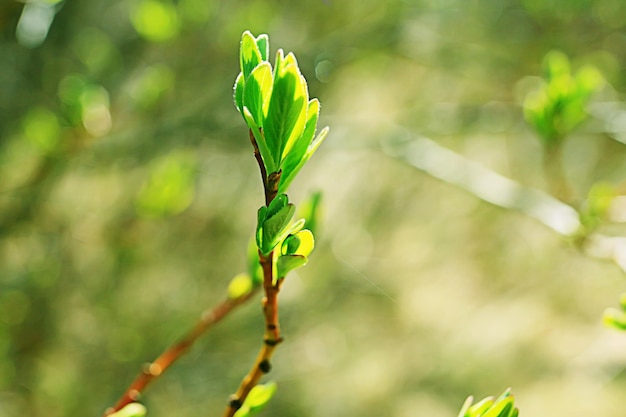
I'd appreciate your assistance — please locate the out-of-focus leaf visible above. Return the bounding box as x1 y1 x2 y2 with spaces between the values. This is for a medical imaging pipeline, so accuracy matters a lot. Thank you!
297 191 323 236
603 307 626 331
233 405 250 417
130 0 180 42
247 239 263 285
524 50 603 147
22 107 60 154
135 151 197 218
233 382 277 417
108 403 147 417
228 273 253 299
246 381 277 413
580 182 617 231
457 389 518 417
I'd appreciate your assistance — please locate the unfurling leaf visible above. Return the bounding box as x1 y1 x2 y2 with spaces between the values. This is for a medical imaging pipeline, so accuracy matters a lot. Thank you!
234 31 329 193
277 255 307 277
234 382 277 417
256 194 302 254
281 229 314 256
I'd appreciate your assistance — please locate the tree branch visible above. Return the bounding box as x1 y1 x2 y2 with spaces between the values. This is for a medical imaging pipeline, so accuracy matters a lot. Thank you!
221 251 284 417
103 288 259 416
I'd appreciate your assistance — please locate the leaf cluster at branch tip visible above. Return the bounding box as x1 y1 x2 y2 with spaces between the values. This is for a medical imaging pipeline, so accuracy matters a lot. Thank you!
234 30 329 194
524 50 603 147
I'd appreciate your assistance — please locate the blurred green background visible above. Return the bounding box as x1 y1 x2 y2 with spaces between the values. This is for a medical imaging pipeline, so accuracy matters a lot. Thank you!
2 1 626 416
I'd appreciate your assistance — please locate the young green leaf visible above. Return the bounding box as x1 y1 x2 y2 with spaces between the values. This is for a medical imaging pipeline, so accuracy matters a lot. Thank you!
243 62 273 128
276 254 308 277
240 31 263 80
266 193 289 218
261 203 296 254
234 72 245 113
280 73 309 159
245 381 277 412
264 50 307 165
243 107 277 173
278 125 329 194
278 98 319 193
281 233 301 255
256 194 296 254
255 34 269 62
280 229 314 257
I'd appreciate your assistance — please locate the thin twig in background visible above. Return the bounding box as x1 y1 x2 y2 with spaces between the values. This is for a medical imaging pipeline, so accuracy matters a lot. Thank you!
104 288 259 416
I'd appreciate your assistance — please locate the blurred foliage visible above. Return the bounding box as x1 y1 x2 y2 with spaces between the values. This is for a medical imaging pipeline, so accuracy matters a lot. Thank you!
458 389 519 417
524 51 604 147
603 293 626 331
2 1 626 417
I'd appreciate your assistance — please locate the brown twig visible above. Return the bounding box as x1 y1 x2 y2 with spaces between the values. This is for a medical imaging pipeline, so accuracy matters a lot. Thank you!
248 128 280 205
104 289 259 416
222 252 284 417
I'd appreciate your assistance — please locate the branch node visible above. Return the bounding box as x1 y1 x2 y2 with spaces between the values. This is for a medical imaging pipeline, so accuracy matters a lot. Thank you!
258 359 272 373
263 337 283 346
129 389 141 401
228 396 243 410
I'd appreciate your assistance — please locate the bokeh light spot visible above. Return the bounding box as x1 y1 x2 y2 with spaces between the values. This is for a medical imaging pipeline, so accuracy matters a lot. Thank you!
16 2 57 48
136 151 197 218
0 290 31 326
129 64 175 108
130 0 181 42
79 86 112 136
21 107 60 153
